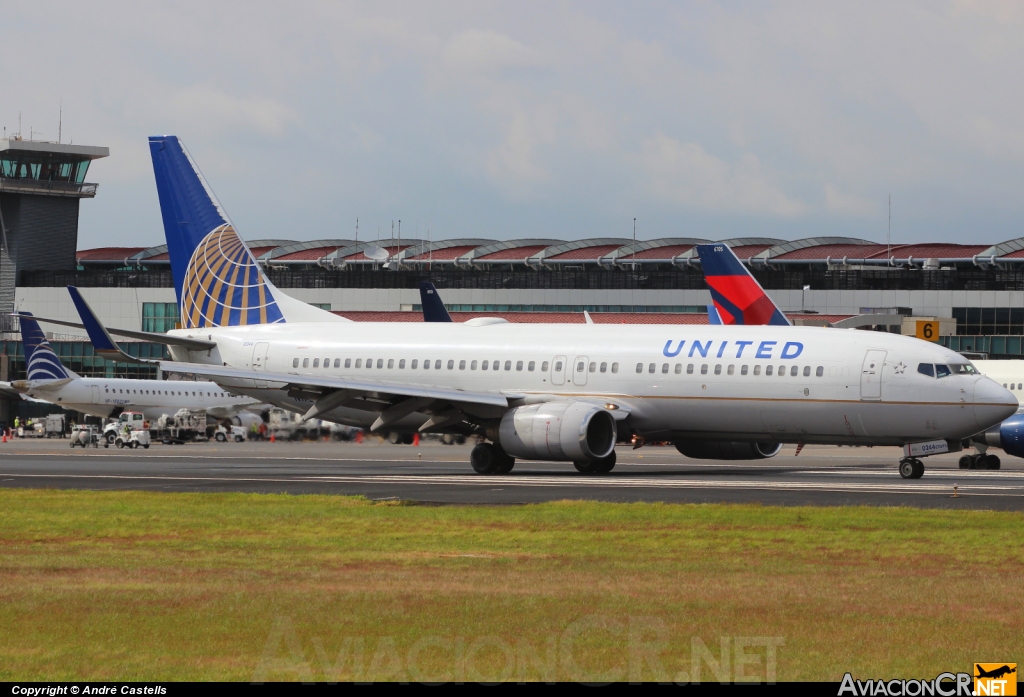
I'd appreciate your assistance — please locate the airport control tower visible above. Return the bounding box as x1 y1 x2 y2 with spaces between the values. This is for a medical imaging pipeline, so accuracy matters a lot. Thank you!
0 137 109 324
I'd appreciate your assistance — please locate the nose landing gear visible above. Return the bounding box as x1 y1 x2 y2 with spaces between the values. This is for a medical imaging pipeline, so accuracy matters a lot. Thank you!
899 457 925 479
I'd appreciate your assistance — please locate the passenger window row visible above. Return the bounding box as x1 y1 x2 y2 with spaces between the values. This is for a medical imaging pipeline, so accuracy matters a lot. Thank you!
103 388 231 397
288 357 625 373
636 362 825 378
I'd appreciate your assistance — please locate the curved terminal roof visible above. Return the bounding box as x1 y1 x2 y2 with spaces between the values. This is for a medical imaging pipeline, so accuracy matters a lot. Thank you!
605 238 711 261
399 239 497 261
76 234 1024 267
533 238 632 261
756 237 878 260
466 239 562 262
76 247 148 263
321 239 426 263
261 240 354 262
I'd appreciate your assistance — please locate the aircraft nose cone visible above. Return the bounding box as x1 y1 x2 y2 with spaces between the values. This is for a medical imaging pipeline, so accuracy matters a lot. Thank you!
974 377 1018 429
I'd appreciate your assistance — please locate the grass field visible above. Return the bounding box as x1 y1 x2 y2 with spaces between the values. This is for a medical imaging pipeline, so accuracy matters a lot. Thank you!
1 488 1021 682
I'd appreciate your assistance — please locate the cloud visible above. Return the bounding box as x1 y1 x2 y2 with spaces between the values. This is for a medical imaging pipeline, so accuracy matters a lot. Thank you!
158 84 297 137
824 185 878 217
640 134 805 216
442 29 547 75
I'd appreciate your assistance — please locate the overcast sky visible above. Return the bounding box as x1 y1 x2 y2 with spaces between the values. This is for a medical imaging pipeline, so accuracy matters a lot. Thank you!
3 1 1024 249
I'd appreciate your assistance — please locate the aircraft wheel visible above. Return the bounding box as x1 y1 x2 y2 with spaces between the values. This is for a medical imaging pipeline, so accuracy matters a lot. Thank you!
142 444 150 449
959 455 972 470
981 454 1001 470
591 450 616 474
574 460 598 474
899 458 916 479
492 447 515 474
215 432 227 442
388 432 401 444
471 443 499 474
911 458 925 479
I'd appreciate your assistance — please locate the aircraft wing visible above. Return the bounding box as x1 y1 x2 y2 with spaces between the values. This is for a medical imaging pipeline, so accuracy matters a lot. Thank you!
159 360 509 429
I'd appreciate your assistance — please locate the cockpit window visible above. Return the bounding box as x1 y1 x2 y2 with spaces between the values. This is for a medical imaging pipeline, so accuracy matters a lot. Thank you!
917 363 934 377
948 363 977 375
935 364 951 378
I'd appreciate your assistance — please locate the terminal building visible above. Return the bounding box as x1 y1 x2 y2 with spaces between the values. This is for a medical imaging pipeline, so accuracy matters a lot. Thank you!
4 139 1024 423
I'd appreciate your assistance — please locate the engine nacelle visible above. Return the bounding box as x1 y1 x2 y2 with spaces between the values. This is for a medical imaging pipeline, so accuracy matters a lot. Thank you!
498 402 617 461
981 412 1024 458
674 440 782 460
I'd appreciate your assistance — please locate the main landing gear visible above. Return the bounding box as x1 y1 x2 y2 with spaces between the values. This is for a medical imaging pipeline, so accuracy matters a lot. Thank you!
470 442 515 474
959 453 1001 470
898 457 925 480
574 450 616 474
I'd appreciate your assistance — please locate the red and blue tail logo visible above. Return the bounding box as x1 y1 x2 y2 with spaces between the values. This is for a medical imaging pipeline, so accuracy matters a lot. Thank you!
695 244 791 326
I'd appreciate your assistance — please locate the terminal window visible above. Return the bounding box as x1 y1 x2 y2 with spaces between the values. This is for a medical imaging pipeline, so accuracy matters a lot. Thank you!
142 303 180 333
953 307 1024 335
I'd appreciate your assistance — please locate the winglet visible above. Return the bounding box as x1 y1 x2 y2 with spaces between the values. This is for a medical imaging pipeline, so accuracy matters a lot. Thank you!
419 282 453 322
695 244 791 326
67 286 154 364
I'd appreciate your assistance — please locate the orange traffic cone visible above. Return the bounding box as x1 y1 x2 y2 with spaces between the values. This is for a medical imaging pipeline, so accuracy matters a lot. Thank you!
412 433 420 446
355 431 363 444
2 433 6 443
270 433 276 443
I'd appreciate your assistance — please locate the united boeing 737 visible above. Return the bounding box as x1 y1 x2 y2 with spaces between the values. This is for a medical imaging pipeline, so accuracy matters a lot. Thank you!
26 136 1018 479
694 242 1024 470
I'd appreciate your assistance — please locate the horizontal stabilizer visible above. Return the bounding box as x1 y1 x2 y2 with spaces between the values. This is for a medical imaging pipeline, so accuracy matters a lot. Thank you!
11 313 217 352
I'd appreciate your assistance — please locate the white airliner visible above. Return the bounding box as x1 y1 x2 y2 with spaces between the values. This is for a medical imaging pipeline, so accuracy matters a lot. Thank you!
27 136 1018 479
8 312 261 422
691 242 1024 470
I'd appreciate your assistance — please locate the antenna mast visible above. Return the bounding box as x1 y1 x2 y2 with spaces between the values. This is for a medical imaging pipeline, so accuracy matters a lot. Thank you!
632 217 637 270
887 194 891 265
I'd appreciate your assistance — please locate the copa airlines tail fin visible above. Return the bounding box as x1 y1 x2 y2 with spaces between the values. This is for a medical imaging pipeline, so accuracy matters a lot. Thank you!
19 312 77 380
695 244 791 326
148 135 344 328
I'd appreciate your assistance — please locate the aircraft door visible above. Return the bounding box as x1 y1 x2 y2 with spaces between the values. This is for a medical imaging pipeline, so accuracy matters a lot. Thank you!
252 342 270 370
91 385 100 404
572 356 589 386
860 350 887 401
551 356 567 386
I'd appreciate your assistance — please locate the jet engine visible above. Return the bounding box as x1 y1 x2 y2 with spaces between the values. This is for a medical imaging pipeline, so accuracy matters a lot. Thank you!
674 440 782 460
498 402 617 461
979 412 1024 458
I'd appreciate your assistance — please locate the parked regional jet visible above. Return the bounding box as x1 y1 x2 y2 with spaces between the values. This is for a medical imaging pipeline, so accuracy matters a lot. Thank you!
9 313 262 422
22 137 1018 479
694 242 1024 470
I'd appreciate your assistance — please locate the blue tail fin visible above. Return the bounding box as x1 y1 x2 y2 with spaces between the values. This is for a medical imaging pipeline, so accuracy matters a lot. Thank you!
695 244 791 326
419 282 453 322
20 312 74 380
148 135 341 328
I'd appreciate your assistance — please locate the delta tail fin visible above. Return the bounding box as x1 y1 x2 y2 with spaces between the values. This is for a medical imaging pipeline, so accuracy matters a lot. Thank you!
695 244 791 326
419 282 453 322
148 135 344 328
19 312 77 380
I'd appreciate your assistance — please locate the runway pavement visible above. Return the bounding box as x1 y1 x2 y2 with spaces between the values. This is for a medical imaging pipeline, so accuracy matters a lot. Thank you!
1 438 1022 510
